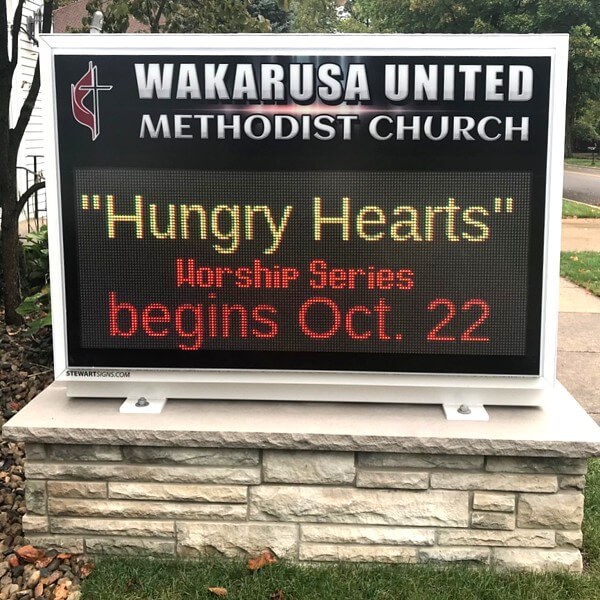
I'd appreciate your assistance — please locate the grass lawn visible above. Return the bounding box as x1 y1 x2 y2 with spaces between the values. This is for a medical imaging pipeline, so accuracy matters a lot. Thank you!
566 157 600 170
82 461 600 600
561 252 600 298
563 199 600 219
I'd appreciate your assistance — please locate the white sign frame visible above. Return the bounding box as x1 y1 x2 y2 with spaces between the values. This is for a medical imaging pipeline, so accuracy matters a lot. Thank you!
40 34 568 405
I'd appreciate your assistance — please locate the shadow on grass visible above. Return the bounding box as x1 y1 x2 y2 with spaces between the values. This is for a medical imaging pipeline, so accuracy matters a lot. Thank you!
82 559 599 600
560 252 600 298
563 199 600 219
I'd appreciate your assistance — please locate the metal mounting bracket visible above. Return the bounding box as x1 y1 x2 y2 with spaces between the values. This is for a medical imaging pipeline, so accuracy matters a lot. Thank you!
443 403 489 421
119 396 167 414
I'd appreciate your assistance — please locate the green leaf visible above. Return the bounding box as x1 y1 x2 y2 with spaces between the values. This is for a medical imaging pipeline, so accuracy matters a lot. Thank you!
27 314 53 335
16 298 38 316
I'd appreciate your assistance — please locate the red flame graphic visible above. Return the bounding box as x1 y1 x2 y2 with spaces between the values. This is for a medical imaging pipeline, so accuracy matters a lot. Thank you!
71 62 111 140
71 63 97 139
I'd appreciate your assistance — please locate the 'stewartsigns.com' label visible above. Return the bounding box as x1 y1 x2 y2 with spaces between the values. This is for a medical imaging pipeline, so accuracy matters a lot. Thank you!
66 370 131 378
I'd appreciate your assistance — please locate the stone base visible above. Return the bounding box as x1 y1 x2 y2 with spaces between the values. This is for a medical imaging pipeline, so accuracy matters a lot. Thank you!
4 382 600 572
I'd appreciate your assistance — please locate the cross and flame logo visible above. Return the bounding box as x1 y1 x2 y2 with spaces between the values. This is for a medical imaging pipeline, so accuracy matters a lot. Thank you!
71 61 113 141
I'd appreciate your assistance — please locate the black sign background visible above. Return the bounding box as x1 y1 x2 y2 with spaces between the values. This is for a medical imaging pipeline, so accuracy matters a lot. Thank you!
54 54 551 374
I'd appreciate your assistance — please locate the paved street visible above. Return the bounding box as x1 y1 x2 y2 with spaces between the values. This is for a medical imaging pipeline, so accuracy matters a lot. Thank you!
564 166 600 205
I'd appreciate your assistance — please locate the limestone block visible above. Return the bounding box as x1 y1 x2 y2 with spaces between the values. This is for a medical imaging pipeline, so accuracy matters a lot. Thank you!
108 482 247 503
48 498 246 521
177 522 297 558
25 443 46 461
358 453 484 470
300 543 418 563
517 493 584 529
123 447 259 466
25 481 47 515
493 548 582 572
438 528 555 548
22 514 49 534
472 492 515 513
263 451 355 484
25 536 84 553
556 531 583 548
356 471 428 490
560 476 586 491
419 547 490 564
86 538 175 556
51 517 174 537
471 511 515 531
48 481 106 499
249 486 469 527
47 444 122 462
431 473 557 493
486 457 587 475
301 524 435 546
27 462 261 485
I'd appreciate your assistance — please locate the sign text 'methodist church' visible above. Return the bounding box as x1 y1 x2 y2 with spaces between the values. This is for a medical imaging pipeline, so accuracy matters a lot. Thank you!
136 61 534 142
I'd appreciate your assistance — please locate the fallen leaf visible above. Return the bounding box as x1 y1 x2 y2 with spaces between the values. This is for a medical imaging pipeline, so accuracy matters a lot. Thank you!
208 587 228 597
56 553 72 560
34 582 44 598
247 549 277 571
270 590 285 600
125 578 137 591
35 556 53 569
16 545 45 563
41 570 61 586
80 562 95 578
53 582 69 600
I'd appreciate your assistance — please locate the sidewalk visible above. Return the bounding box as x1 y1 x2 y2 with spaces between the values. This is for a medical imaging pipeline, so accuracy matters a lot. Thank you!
561 218 600 252
558 218 600 424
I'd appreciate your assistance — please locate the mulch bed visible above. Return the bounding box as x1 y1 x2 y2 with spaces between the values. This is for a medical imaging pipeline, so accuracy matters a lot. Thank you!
1 319 94 600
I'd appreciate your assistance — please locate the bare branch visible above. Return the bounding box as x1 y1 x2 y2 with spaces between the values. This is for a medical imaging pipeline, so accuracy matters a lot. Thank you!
152 0 169 32
16 181 46 216
0 1 9 68
9 0 52 153
42 0 53 34
10 56 39 152
9 0 26 74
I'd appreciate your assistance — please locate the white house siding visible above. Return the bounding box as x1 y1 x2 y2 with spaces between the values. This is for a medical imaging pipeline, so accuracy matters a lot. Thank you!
8 0 47 233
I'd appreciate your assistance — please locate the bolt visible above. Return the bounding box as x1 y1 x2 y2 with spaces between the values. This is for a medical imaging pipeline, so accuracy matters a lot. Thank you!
457 404 471 415
135 397 149 408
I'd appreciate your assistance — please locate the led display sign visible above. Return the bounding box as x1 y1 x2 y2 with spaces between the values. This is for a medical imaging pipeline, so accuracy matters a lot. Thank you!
41 35 568 401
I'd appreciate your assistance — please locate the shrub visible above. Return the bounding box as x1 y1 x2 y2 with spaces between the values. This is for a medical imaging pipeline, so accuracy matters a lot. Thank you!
17 226 51 334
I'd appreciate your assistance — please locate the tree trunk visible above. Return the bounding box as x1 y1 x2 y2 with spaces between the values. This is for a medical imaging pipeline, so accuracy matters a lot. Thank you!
564 109 575 158
0 146 22 325
1 0 52 326
1 202 22 326
0 74 23 326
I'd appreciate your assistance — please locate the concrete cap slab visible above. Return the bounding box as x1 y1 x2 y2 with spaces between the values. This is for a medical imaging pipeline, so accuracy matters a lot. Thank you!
3 382 600 458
